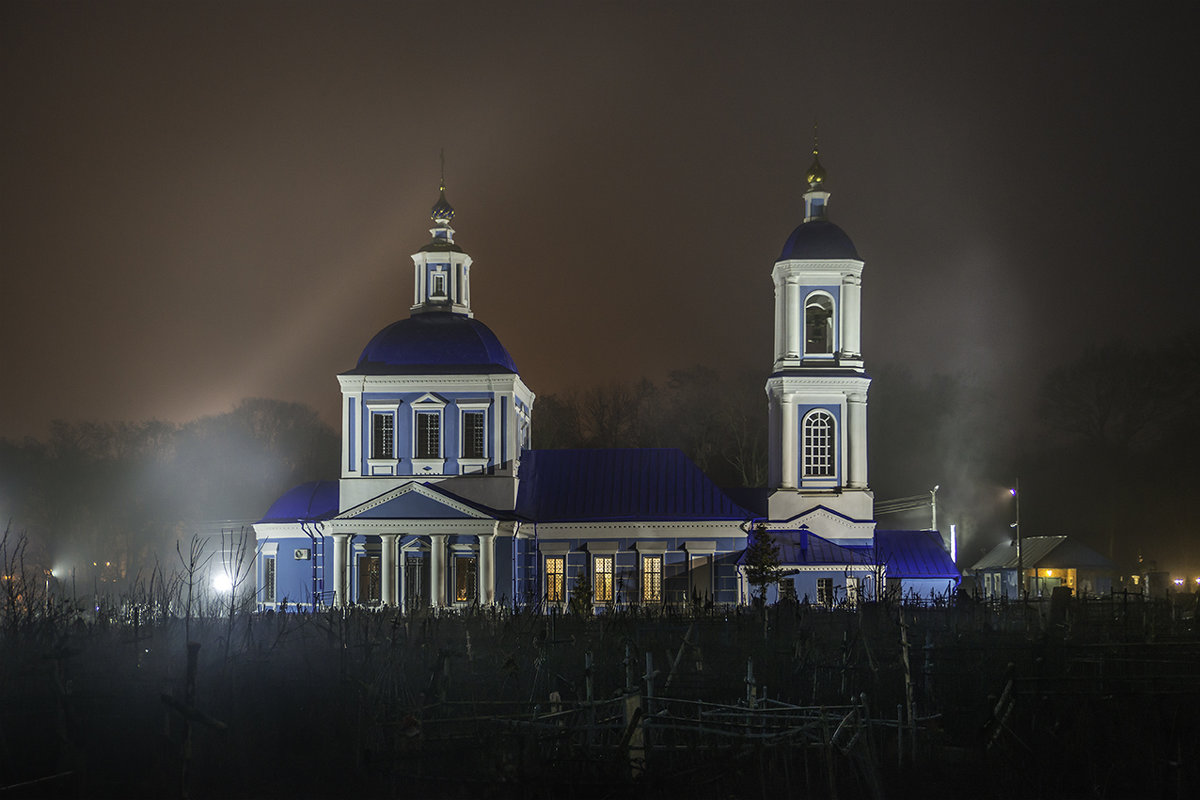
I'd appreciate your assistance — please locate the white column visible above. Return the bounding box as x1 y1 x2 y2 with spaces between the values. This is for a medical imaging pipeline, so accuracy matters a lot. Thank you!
478 531 495 606
785 279 801 359
381 535 397 606
331 534 350 608
842 274 862 358
780 394 797 489
847 392 868 488
429 534 446 608
774 277 785 364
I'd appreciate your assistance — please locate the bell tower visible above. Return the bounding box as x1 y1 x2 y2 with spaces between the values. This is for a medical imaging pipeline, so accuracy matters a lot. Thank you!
765 145 874 540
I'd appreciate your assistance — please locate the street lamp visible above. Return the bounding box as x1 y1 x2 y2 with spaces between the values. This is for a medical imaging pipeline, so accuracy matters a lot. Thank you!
1010 480 1022 598
930 484 940 532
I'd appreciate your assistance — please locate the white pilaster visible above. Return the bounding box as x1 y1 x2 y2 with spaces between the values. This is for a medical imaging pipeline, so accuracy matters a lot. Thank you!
780 394 797 489
841 274 862 358
848 392 869 488
429 534 446 608
331 534 350 608
785 279 801 359
381 534 397 606
478 531 495 606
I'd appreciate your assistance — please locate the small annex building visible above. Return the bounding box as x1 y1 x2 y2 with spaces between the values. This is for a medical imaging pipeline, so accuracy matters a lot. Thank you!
971 535 1115 599
252 151 958 612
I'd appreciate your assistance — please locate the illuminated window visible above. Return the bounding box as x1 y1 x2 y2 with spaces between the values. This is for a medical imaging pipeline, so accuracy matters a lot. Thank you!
642 555 662 603
804 293 834 354
546 556 565 603
416 411 441 459
263 557 276 603
594 556 614 604
803 411 835 477
462 410 485 460
372 413 395 459
455 556 477 603
816 577 833 606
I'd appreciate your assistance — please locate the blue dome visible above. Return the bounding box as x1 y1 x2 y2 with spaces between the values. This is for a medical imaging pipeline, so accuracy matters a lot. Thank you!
348 312 519 375
778 220 859 261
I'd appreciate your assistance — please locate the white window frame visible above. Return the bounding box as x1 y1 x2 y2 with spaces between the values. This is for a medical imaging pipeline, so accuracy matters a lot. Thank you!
593 555 615 605
365 400 400 475
545 555 566 605
430 267 448 299
641 554 663 604
816 577 834 606
801 409 836 484
803 291 836 357
456 399 491 474
411 394 446 474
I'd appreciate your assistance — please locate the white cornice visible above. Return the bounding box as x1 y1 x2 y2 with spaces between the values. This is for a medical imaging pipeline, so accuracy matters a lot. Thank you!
773 259 864 281
767 374 871 394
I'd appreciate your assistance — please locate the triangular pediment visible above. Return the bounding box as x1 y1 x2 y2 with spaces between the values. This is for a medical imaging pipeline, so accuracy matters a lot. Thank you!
337 482 491 521
769 504 874 541
412 392 447 407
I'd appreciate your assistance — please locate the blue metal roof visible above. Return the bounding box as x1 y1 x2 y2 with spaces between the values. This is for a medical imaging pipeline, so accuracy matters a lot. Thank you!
872 530 960 579
516 448 754 523
257 481 339 523
739 528 872 567
778 219 859 261
346 312 518 376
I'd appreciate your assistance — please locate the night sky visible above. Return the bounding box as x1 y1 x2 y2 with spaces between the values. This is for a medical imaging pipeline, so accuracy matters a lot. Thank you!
2 2 1196 442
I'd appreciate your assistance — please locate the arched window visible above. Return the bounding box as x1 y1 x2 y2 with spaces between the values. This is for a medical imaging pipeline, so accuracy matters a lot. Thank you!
803 410 835 477
805 293 834 355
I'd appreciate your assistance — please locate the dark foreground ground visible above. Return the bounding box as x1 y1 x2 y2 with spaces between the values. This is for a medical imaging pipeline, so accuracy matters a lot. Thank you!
2 594 1197 799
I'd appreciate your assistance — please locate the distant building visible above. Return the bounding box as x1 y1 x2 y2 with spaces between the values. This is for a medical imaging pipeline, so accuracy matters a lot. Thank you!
971 535 1116 599
252 151 957 612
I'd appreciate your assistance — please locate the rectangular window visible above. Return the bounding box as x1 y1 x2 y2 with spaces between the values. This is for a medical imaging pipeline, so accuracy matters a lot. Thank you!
462 410 485 459
546 556 565 603
816 577 833 606
846 576 860 605
594 555 614 604
455 556 477 603
372 413 394 459
642 555 662 603
416 411 440 459
432 272 447 297
263 557 276 603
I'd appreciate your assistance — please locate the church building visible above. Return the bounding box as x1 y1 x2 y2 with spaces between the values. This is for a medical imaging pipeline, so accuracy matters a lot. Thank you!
252 151 958 611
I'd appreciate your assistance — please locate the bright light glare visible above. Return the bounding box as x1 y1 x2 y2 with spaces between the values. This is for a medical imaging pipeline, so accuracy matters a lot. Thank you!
1174 578 1185 587
1009 488 1017 497
212 573 234 593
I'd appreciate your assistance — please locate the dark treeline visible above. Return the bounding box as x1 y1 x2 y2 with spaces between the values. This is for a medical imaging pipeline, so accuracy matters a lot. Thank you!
0 398 337 584
1019 328 1200 573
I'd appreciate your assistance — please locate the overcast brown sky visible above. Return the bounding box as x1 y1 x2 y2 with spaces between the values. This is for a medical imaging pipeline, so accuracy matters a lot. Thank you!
2 2 1195 440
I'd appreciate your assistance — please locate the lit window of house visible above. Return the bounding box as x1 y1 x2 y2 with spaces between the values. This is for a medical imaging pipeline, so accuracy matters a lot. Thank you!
545 556 565 603
594 556 614 604
642 555 662 603
455 556 477 603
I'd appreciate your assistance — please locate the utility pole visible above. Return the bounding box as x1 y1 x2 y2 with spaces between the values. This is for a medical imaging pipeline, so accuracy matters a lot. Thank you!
1011 480 1022 598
